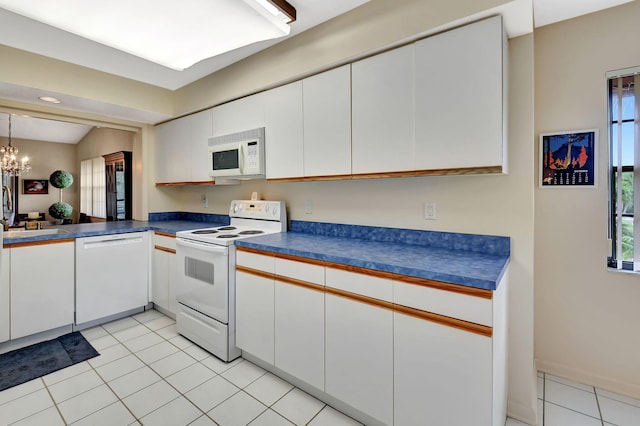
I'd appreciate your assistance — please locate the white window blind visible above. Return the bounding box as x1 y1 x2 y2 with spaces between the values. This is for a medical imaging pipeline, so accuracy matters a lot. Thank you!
79 156 106 219
608 66 640 270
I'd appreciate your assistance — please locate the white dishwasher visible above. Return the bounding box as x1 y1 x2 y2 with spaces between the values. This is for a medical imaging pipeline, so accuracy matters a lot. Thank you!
76 232 149 325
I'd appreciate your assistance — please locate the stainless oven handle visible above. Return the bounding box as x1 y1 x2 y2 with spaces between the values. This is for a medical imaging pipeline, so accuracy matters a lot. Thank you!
176 237 229 255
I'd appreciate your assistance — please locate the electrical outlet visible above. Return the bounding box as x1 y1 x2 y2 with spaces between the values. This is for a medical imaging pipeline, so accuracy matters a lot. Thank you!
424 202 437 220
202 194 208 208
305 200 313 214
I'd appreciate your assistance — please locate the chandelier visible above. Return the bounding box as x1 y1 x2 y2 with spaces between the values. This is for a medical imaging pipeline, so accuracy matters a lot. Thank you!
1 114 31 176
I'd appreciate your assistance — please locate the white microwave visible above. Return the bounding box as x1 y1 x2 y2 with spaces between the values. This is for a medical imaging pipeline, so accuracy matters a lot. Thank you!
208 127 265 179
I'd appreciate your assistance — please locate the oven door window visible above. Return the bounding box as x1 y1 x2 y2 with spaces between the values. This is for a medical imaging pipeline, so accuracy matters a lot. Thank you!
213 149 239 171
185 257 214 285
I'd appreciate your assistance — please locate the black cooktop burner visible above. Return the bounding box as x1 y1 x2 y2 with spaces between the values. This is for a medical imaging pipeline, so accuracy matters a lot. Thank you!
191 229 218 234
217 234 239 239
238 230 264 235
218 226 237 231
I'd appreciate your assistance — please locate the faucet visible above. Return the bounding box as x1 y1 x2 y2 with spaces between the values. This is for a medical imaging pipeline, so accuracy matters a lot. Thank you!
2 185 12 212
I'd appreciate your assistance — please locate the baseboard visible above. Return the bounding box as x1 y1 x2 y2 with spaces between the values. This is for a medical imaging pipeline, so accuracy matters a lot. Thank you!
537 359 640 400
507 399 538 425
0 325 73 355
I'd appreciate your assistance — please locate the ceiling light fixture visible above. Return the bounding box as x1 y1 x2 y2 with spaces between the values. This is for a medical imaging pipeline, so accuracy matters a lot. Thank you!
256 0 296 23
0 0 297 71
38 96 62 104
1 115 31 177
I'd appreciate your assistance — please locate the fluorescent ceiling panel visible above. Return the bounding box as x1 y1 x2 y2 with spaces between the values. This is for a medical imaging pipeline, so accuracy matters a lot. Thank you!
0 0 292 70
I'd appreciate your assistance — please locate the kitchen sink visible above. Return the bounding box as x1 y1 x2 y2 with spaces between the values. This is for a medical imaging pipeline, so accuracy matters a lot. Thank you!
4 228 71 238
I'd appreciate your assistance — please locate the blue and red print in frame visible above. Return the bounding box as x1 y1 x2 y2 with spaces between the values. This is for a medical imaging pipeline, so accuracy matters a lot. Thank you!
540 130 597 187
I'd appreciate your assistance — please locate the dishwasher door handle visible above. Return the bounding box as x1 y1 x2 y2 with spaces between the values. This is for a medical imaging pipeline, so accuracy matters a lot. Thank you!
82 236 144 249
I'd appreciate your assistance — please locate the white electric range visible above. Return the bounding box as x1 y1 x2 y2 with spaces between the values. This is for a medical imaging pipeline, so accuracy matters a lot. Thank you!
175 200 286 361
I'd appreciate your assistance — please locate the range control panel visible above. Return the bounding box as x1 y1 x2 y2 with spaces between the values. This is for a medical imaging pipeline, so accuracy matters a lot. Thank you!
229 200 286 222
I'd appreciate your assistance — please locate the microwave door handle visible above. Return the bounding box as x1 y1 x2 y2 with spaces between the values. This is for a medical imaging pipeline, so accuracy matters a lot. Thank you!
238 144 245 174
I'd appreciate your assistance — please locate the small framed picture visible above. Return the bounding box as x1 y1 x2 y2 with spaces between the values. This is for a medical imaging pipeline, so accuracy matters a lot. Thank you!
540 129 597 188
23 179 49 194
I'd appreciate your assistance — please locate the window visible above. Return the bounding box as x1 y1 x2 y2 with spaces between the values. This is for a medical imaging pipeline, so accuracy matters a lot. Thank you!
608 68 640 270
80 156 106 219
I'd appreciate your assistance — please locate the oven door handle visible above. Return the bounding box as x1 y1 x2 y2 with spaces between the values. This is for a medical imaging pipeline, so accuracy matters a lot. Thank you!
176 237 229 255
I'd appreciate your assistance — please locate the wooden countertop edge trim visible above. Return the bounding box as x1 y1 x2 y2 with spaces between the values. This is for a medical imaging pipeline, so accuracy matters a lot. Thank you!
154 245 176 254
265 166 503 182
155 181 216 187
236 265 492 337
237 246 493 299
394 304 493 338
154 231 176 238
4 238 76 248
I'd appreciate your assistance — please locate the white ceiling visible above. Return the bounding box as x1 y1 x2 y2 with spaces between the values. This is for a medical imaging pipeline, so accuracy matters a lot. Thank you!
0 0 635 144
0 0 369 91
0 113 92 144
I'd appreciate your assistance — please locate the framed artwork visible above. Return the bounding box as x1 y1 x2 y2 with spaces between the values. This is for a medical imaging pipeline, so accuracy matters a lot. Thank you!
540 129 597 188
23 179 49 194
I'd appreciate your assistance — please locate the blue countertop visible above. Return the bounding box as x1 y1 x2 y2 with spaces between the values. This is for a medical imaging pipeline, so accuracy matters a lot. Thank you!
4 216 510 291
236 221 510 291
2 220 220 244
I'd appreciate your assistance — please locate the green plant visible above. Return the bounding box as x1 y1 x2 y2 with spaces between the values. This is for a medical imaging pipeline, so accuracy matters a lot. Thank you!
49 202 73 219
49 170 73 189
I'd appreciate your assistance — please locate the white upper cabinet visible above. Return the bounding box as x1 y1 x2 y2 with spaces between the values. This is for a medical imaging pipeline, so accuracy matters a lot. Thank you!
352 44 415 174
155 117 191 183
414 16 505 171
155 109 213 184
189 109 216 182
303 65 352 177
211 92 266 137
265 81 304 179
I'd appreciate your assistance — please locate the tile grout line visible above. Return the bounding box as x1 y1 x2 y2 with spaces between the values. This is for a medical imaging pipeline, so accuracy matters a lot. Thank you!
593 386 605 426
544 400 604 423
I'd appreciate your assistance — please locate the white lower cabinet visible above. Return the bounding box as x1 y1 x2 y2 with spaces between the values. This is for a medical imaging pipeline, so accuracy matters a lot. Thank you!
10 241 75 339
151 233 177 315
235 248 506 426
394 312 493 426
236 270 275 364
274 281 324 390
325 293 393 425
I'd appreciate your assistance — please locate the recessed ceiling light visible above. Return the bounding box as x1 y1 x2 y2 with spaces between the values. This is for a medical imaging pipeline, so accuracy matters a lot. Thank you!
38 96 62 104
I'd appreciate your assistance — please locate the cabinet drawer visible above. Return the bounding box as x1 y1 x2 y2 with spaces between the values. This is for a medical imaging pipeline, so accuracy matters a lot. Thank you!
325 266 393 302
153 233 176 251
237 250 275 273
275 257 324 285
393 280 492 326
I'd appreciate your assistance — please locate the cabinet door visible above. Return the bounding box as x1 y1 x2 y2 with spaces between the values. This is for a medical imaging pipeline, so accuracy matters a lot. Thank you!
415 16 505 170
11 242 75 339
152 247 169 311
152 234 177 315
235 270 275 364
0 249 9 343
394 312 493 426
211 93 266 137
189 109 214 182
352 44 415 174
325 294 393 425
303 65 351 177
155 118 191 183
274 282 324 390
265 81 304 179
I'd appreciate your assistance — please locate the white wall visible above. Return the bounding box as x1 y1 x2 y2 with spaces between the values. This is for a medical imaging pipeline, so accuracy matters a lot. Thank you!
149 34 538 423
535 1 640 398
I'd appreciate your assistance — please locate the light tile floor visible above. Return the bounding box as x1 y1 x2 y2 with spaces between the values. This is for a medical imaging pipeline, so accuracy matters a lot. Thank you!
1 309 639 425
507 371 640 426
